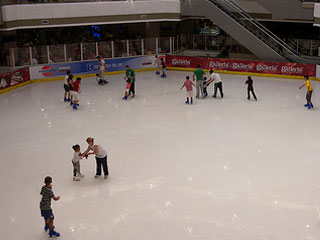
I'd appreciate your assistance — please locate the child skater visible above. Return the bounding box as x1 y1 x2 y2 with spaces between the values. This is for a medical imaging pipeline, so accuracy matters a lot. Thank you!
203 76 208 98
161 58 166 78
299 75 313 109
68 74 74 106
72 145 84 181
64 70 71 102
181 76 196 104
70 77 81 110
40 176 60 238
122 77 131 100
245 76 257 100
155 55 161 75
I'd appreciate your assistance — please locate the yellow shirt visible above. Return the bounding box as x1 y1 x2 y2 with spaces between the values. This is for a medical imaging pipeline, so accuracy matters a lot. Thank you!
306 80 313 91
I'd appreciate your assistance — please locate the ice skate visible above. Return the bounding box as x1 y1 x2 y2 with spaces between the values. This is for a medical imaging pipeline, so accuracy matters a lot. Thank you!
72 104 78 110
49 229 60 238
73 177 80 181
304 103 309 107
64 97 68 102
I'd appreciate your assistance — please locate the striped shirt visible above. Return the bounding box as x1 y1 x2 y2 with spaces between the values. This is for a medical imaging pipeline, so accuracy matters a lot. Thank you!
40 185 55 210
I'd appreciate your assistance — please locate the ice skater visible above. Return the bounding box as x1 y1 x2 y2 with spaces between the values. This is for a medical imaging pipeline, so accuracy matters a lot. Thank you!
203 76 208 98
245 76 257 100
63 70 72 102
68 74 74 105
160 58 166 78
193 64 205 98
125 65 136 97
181 76 196 104
72 144 84 181
122 77 131 100
155 55 161 75
70 77 81 110
40 176 60 238
207 69 224 98
96 56 108 85
82 137 109 179
299 75 313 109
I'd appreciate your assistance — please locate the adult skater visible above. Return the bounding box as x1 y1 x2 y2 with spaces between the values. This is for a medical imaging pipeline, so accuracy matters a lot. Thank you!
207 69 223 98
299 75 313 109
155 55 161 75
96 56 108 85
40 176 60 238
193 64 205 99
125 65 136 97
245 76 257 100
82 137 109 179
63 70 72 102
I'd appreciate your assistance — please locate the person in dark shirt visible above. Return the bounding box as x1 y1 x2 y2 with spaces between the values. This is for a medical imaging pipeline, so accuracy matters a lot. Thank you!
40 176 61 238
245 76 257 100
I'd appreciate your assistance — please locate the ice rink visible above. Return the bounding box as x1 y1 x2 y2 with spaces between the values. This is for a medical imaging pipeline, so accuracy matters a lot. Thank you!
1 70 320 240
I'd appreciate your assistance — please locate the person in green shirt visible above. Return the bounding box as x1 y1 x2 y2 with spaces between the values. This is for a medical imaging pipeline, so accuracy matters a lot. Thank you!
125 65 136 97
193 64 205 98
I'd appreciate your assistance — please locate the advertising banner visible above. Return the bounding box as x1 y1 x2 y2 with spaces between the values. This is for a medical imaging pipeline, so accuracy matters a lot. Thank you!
166 55 317 77
0 67 30 90
30 55 156 80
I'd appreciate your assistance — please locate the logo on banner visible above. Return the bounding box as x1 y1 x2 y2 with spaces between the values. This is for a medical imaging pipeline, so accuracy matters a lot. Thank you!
58 66 71 73
40 65 54 77
172 58 191 66
87 64 98 71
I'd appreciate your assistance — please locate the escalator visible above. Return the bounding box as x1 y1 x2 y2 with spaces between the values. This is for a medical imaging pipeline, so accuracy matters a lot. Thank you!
181 0 320 64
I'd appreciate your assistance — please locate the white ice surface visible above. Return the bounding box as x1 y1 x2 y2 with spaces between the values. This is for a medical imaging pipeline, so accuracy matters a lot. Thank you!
1 70 320 240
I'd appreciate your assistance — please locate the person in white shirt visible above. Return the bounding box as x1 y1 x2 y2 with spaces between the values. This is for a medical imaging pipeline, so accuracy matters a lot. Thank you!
96 56 108 85
71 144 84 181
82 137 109 179
64 70 72 102
207 69 224 98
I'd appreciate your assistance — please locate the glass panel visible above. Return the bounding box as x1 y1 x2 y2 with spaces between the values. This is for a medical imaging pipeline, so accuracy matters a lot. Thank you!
49 44 65 63
98 41 112 58
194 34 205 50
181 34 193 49
114 40 127 58
82 42 96 60
66 43 81 62
144 38 156 55
32 46 47 64
129 39 142 56
159 37 170 54
206 36 220 51
13 47 30 66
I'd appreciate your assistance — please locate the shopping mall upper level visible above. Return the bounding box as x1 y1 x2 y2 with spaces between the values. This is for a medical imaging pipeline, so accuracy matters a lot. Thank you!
1 0 320 65
1 0 320 30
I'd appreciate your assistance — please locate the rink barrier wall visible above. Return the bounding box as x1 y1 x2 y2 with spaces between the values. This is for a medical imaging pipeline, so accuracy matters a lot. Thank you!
29 67 157 83
0 67 31 94
0 55 158 94
165 55 320 81
167 67 320 81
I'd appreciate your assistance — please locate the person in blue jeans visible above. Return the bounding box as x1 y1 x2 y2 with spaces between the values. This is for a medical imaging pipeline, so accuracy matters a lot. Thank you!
40 176 60 238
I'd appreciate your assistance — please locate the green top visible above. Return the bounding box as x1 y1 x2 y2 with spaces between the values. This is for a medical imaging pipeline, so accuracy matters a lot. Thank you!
126 69 136 83
194 68 204 81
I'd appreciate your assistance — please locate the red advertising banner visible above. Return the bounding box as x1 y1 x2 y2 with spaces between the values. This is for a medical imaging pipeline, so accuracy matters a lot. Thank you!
0 67 30 90
166 55 316 77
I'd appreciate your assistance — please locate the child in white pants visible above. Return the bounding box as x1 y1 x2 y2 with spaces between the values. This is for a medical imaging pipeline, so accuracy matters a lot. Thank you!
72 144 84 181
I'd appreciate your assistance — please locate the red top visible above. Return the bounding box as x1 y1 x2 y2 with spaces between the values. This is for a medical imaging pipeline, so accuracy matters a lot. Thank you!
73 80 81 92
184 80 193 91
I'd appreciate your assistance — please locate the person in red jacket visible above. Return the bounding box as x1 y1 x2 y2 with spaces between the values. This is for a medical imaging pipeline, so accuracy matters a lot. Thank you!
71 77 81 110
